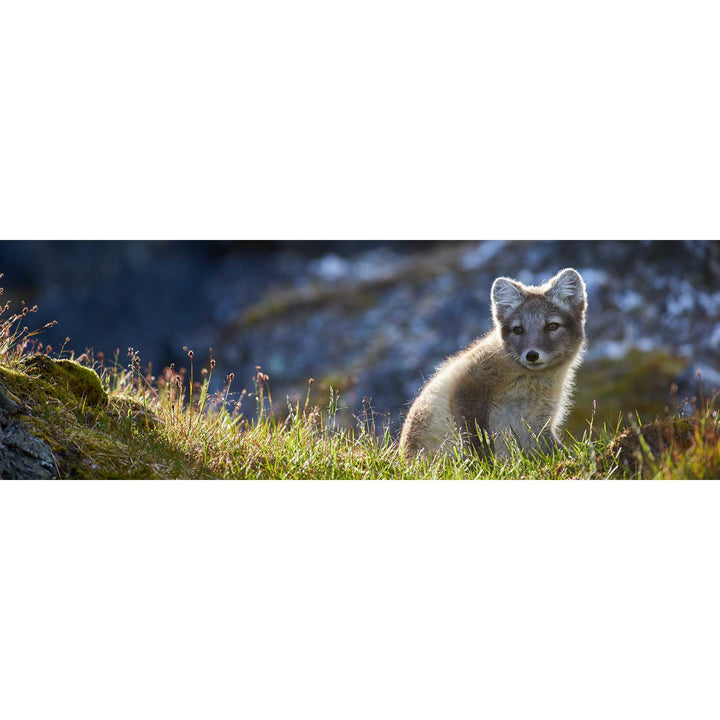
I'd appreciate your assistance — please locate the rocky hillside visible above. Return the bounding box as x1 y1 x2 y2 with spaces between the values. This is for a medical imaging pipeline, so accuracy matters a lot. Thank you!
216 240 720 435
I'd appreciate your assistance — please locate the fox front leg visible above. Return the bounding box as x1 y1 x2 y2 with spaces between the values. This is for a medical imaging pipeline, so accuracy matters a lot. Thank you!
535 428 565 456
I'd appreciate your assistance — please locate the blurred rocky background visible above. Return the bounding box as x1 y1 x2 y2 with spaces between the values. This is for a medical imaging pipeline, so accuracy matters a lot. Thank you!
1 240 718 437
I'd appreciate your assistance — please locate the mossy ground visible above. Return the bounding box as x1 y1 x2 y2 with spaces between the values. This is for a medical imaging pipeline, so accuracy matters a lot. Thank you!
0 360 210 479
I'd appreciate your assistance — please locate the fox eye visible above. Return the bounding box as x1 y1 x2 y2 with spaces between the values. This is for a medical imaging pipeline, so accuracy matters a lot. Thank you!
545 322 560 332
512 326 524 335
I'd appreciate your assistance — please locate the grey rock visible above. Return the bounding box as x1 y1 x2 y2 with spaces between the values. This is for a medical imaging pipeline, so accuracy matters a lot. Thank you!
0 385 19 415
0 422 56 480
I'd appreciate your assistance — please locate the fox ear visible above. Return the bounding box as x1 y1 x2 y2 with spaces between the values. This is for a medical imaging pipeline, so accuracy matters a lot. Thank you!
546 268 586 312
491 277 526 323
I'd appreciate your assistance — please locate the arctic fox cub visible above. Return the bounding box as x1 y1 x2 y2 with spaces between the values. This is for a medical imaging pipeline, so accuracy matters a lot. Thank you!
400 268 587 460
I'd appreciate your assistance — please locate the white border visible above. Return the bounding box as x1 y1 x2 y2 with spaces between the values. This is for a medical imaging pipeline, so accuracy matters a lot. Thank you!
2 482 720 719
1 1 718 239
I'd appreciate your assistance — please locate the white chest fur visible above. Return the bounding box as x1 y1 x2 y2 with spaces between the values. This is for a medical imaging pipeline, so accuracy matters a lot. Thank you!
487 369 567 453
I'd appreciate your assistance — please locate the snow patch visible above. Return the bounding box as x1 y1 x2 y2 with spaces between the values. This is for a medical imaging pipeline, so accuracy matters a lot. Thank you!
666 282 695 316
311 254 350 282
577 267 609 292
709 324 720 349
355 251 401 282
591 339 632 360
587 337 661 360
697 292 720 315
460 241 506 271
636 337 655 352
616 290 643 312
517 269 539 286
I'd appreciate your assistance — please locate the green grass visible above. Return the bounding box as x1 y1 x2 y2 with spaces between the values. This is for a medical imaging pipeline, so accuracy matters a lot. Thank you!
3 346 717 479
0 281 718 479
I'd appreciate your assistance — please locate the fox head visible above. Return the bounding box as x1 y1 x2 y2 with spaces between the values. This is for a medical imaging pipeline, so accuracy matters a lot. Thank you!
491 268 587 371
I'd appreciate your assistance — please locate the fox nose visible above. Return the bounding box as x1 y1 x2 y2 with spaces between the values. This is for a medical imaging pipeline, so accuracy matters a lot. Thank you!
526 350 540 363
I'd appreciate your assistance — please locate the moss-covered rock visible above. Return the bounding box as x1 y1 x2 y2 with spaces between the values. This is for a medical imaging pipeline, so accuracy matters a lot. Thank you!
605 417 700 477
0 357 208 478
20 355 107 407
567 350 687 438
